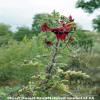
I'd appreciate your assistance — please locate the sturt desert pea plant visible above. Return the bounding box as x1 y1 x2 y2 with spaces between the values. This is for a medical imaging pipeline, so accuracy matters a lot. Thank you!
40 15 76 73
17 12 93 97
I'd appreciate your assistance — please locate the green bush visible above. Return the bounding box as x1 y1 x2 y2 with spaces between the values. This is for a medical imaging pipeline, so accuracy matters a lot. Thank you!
0 36 50 86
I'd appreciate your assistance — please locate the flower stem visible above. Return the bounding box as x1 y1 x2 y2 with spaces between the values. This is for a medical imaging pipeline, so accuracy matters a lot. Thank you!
46 40 60 73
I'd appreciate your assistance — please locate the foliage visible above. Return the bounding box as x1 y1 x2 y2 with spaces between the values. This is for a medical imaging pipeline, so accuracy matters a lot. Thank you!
0 37 50 86
76 0 100 13
13 26 33 41
76 0 100 32
93 15 100 32
16 11 94 97
0 86 20 100
0 23 13 46
0 11 100 99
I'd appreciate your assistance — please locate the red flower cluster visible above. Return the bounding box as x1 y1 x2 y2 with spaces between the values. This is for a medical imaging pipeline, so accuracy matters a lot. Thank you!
40 16 75 40
51 24 72 40
40 23 50 32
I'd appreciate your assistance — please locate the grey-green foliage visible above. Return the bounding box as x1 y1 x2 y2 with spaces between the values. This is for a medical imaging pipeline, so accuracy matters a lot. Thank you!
0 86 20 100
0 36 50 86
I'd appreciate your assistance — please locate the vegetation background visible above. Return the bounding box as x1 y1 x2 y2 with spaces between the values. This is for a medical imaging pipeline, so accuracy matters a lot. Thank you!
0 0 100 100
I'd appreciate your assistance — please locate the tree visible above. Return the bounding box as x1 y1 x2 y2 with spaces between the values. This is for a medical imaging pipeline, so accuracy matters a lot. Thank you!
76 0 100 32
76 0 100 13
92 15 100 32
13 26 33 41
0 23 13 46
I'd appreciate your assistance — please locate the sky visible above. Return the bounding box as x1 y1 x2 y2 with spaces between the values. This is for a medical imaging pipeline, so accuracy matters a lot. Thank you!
0 0 99 31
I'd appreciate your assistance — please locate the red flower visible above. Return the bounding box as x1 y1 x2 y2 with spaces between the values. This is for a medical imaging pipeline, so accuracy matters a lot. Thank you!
56 34 60 40
40 23 72 40
51 27 69 40
68 15 74 22
40 23 50 32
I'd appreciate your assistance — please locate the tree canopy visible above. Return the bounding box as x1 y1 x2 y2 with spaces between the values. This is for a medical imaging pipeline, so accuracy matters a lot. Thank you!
92 15 100 32
13 26 33 41
0 23 13 45
76 0 100 32
76 0 100 13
